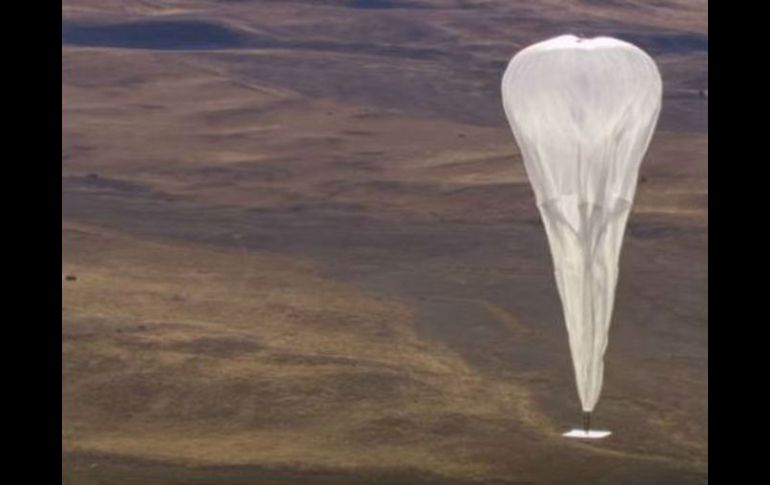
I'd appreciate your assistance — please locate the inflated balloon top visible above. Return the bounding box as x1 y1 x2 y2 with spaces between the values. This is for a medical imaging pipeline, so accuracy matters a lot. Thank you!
501 35 662 436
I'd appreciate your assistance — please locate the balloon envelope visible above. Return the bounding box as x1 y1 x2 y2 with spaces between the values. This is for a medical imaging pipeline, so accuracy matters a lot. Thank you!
501 35 662 412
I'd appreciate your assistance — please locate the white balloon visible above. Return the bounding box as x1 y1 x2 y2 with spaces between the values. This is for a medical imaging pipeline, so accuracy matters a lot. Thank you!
501 35 662 413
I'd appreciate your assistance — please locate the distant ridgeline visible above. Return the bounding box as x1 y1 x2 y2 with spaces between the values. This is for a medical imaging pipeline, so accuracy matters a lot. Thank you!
62 17 706 55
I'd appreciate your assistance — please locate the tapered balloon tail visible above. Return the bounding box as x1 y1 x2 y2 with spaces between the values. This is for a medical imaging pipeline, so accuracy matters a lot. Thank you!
563 412 611 439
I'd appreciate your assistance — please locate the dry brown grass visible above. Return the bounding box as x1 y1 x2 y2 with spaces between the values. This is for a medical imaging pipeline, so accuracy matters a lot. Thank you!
63 1 706 483
63 222 564 482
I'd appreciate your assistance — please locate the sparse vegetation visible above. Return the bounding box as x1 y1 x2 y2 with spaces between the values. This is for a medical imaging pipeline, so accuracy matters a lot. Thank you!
62 1 707 483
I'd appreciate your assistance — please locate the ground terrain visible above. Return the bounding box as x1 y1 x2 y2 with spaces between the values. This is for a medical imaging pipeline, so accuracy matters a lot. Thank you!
62 1 707 483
